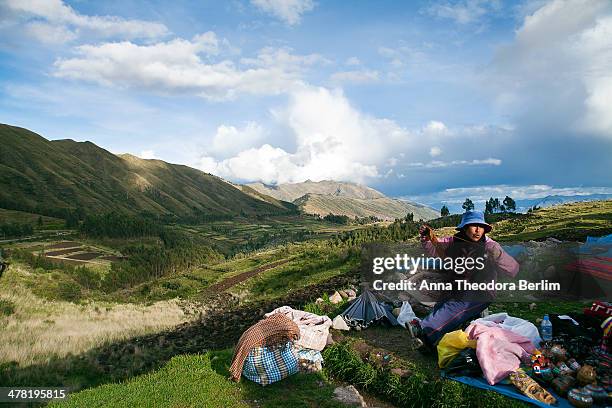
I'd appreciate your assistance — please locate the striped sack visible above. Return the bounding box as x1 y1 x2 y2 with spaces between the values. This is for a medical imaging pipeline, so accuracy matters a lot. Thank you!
242 341 298 386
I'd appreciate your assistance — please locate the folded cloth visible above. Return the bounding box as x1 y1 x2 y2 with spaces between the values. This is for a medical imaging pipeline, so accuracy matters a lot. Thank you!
265 306 332 351
229 313 300 381
465 322 535 385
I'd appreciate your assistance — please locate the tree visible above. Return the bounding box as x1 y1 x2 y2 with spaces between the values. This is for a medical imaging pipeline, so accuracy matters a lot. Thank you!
503 196 516 212
440 205 450 217
462 198 474 212
485 198 494 214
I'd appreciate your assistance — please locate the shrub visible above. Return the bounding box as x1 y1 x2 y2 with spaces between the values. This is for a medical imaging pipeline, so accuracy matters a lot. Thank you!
0 298 15 316
56 280 82 302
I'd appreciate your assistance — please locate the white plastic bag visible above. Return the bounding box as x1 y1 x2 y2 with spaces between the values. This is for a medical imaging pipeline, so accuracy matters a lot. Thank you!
397 302 420 328
472 312 542 348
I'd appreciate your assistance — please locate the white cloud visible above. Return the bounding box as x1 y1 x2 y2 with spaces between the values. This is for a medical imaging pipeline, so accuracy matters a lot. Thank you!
330 70 379 84
3 0 169 42
195 86 509 184
407 158 501 168
24 21 77 44
53 39 323 99
423 120 449 136
139 150 157 159
345 57 361 66
490 0 612 138
209 122 265 157
197 86 412 184
250 0 315 25
429 146 442 157
425 0 502 25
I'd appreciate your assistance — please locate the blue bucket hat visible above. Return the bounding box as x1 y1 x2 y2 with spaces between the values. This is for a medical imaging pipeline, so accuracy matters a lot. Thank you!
456 210 492 233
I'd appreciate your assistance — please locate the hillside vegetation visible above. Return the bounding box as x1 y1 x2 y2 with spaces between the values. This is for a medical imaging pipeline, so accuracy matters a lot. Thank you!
0 124 291 221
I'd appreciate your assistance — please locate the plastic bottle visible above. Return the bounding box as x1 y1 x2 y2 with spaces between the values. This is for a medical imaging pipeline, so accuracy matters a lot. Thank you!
541 314 553 341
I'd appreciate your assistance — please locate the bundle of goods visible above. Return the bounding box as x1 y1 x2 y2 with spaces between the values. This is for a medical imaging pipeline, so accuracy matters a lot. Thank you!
230 306 333 385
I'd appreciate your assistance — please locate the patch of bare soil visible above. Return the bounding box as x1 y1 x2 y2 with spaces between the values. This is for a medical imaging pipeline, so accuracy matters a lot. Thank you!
46 241 80 249
45 248 83 256
65 252 103 261
203 258 293 294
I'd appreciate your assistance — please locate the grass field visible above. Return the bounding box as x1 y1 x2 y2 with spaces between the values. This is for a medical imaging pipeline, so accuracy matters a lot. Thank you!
491 200 612 242
50 350 348 408
0 264 190 368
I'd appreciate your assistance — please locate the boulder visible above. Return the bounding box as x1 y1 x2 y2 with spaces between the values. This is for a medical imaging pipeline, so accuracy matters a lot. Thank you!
329 291 343 304
332 315 350 331
333 385 367 407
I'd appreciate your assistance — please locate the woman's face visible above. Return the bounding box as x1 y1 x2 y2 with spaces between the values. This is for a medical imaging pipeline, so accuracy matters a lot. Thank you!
465 224 485 241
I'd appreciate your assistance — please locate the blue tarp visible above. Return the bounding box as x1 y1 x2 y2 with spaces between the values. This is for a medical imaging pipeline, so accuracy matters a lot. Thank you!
441 372 572 408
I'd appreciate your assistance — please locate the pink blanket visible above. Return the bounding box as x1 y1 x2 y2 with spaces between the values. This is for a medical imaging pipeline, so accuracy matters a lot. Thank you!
466 323 535 385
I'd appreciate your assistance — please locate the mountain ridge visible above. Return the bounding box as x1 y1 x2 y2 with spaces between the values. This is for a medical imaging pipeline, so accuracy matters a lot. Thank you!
248 180 438 221
0 124 292 219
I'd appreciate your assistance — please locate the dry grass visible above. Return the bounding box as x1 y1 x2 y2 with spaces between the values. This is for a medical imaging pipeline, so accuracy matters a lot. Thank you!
0 264 191 367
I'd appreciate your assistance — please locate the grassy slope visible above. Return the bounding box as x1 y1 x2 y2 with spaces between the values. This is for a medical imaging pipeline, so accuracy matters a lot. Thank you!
294 193 438 221
490 200 612 242
0 124 286 218
51 350 345 408
0 208 63 226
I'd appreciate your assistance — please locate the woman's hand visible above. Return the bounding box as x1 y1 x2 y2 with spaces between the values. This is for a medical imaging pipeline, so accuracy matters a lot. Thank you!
419 224 433 242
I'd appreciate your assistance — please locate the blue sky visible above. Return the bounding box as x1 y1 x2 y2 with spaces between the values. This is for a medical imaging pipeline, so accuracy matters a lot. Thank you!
1 0 611 209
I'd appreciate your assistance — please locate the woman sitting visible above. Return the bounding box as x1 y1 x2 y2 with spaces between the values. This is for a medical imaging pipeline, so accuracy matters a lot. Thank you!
408 211 519 349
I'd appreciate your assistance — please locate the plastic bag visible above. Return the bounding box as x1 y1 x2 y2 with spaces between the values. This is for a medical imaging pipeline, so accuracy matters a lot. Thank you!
396 302 420 328
437 330 477 368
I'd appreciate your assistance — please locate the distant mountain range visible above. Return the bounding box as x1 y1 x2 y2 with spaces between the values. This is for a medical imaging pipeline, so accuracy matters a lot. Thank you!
247 180 438 221
0 124 294 220
424 194 612 214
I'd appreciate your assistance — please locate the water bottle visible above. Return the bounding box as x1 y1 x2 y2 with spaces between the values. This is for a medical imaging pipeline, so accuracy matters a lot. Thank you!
541 314 553 341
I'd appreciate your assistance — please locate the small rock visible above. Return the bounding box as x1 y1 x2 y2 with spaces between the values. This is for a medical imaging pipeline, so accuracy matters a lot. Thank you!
332 315 350 331
536 318 543 324
392 307 401 317
333 385 367 407
339 290 348 299
315 297 324 304
345 289 357 298
529 303 537 311
329 291 343 304
326 333 335 346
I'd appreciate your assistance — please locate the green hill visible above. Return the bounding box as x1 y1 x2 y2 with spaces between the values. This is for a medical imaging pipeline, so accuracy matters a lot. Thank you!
0 124 293 220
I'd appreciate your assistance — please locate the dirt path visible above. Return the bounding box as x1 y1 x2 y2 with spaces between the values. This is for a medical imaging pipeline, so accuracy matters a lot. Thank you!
204 258 293 294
